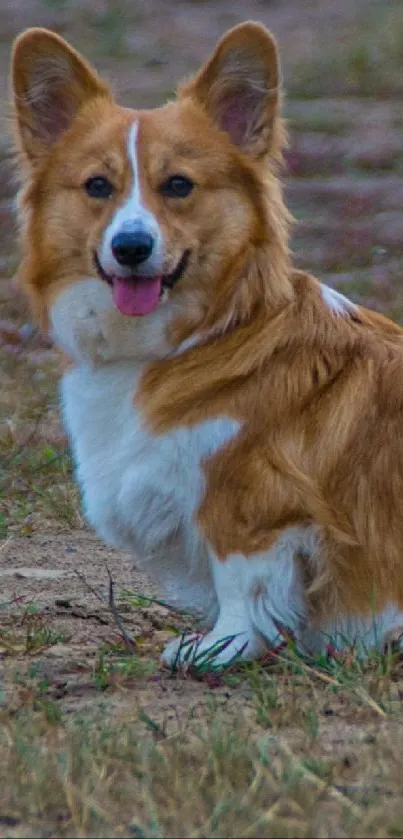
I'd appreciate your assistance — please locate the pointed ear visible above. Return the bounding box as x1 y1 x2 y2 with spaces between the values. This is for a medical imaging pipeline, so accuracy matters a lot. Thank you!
181 22 282 158
11 28 111 163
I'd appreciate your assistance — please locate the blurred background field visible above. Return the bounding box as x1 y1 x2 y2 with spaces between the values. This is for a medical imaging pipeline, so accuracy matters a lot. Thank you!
1 2 403 837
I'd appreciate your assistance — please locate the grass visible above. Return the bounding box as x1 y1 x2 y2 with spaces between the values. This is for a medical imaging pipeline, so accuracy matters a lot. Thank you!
0 603 65 656
0 706 341 838
0 326 80 537
0 437 80 537
1 644 403 838
93 642 157 690
2 558 403 837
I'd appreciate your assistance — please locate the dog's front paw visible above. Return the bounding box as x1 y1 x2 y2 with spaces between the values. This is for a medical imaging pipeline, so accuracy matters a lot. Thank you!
161 629 264 672
383 624 403 652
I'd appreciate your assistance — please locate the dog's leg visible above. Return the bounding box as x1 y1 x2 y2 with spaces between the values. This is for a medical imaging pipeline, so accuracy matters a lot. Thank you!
162 528 310 670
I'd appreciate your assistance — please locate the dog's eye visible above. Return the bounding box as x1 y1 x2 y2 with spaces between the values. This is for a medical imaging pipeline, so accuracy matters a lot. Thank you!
84 176 114 199
160 175 194 198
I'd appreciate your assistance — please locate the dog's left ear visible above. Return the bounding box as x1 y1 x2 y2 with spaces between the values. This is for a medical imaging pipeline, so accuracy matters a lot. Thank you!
182 22 281 158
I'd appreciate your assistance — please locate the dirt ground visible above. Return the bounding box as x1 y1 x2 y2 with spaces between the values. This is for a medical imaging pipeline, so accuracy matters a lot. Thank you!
1 0 403 836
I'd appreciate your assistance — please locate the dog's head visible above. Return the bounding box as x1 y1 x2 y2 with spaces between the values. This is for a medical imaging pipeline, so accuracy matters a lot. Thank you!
11 22 290 363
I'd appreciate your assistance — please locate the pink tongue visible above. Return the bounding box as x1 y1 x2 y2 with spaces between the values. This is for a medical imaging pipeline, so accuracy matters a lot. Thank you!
112 276 162 316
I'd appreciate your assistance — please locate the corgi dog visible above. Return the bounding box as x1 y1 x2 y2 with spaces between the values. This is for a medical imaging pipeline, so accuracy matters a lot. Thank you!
10 22 403 669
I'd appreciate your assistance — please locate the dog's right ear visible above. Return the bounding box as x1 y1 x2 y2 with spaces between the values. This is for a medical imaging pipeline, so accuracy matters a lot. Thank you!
11 28 111 163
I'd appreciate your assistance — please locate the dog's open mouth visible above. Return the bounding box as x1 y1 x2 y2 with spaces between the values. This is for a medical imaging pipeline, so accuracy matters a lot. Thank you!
94 250 190 317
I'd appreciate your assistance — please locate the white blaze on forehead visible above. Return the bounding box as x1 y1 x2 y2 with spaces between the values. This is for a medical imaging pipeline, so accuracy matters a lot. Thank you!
127 121 142 208
98 119 164 278
321 284 355 316
114 119 160 232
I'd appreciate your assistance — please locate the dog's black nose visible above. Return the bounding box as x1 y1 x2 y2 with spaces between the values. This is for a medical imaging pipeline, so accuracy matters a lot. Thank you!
111 230 154 267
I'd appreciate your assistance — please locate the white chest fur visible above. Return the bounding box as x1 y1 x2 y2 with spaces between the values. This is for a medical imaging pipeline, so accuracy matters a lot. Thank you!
61 362 239 617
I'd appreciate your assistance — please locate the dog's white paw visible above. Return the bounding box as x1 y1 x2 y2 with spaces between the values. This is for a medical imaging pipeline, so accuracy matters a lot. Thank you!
161 628 266 671
383 625 403 651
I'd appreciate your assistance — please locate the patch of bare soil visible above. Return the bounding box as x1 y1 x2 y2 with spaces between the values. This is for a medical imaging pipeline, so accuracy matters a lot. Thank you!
0 531 209 718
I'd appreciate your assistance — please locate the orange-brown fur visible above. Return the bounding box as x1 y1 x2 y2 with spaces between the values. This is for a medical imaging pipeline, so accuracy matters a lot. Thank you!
140 275 403 617
11 23 403 628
